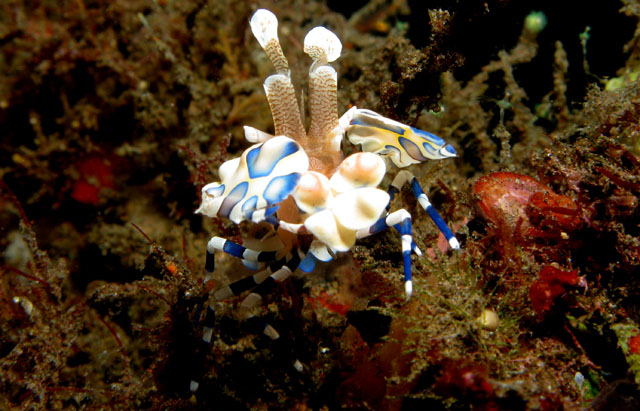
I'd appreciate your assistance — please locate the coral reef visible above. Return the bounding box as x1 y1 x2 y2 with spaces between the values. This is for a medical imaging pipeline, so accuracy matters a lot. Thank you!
2 0 640 409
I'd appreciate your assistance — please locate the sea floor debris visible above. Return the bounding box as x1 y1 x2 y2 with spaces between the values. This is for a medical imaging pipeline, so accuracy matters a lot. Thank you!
2 0 640 409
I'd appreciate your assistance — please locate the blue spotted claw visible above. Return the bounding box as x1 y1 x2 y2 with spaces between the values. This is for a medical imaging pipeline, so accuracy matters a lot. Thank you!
196 136 309 224
347 109 456 168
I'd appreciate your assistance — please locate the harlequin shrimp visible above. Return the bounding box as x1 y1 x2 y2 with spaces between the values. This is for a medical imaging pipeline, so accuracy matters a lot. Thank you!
190 8 459 392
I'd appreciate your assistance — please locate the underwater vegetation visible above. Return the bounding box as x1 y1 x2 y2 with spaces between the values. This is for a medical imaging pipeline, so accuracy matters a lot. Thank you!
2 0 640 409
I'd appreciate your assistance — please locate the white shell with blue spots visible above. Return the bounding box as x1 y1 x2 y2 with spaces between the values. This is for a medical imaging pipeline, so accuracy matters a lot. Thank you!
347 109 457 168
197 136 309 224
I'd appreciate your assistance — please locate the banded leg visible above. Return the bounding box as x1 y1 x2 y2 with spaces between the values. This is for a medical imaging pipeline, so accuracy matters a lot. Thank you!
238 248 304 340
213 255 288 301
391 170 460 250
192 251 300 393
260 216 330 272
204 236 279 282
379 184 421 256
192 252 291 393
190 305 216 393
357 210 415 300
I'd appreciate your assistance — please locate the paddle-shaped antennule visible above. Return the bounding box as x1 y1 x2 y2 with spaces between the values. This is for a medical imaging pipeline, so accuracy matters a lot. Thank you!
250 9 288 73
250 9 307 143
304 26 343 171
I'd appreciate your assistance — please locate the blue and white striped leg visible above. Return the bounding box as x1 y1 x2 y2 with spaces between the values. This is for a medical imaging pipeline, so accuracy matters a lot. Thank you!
239 249 304 340
263 214 308 237
205 236 279 282
213 255 288 300
391 170 460 250
190 305 216 393
357 209 415 300
384 177 422 256
201 305 216 344
191 250 300 393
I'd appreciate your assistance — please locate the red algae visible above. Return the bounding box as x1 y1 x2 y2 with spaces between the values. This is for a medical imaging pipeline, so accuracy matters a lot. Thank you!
70 157 116 205
529 265 580 315
434 359 493 401
473 172 544 245
473 172 580 240
630 334 640 355
308 290 351 316
472 171 581 263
